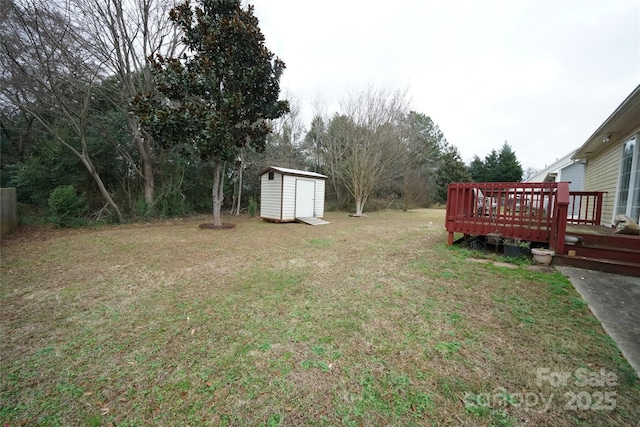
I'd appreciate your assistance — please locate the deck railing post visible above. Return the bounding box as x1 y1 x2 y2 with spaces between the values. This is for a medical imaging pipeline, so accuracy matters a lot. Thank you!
552 183 569 254
595 192 604 225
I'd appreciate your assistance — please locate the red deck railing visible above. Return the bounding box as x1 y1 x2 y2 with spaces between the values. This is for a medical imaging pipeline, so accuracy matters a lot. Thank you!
566 191 605 225
444 182 605 254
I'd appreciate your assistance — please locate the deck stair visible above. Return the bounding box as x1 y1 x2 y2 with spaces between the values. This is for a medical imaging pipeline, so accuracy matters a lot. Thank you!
554 225 640 276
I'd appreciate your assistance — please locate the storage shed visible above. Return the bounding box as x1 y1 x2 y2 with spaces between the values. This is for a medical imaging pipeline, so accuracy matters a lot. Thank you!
260 166 327 223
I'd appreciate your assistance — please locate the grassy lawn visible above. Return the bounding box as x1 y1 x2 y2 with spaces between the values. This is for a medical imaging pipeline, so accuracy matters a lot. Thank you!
1 209 638 426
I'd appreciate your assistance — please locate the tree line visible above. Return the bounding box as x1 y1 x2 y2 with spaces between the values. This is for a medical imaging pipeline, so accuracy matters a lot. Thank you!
0 0 522 226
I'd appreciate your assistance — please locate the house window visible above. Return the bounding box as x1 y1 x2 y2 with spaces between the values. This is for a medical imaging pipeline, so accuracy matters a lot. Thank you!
616 134 640 221
268 171 275 180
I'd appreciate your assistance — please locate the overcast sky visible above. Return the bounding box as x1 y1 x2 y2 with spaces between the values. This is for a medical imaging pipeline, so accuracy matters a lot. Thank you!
252 0 639 171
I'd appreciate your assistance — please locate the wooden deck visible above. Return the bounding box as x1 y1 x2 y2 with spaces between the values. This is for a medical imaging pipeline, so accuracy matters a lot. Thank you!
446 182 640 276
445 182 575 252
559 224 640 276
567 224 617 236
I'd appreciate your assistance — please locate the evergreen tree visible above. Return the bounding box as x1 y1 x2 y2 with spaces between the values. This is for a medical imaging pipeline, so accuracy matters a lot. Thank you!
434 143 471 204
468 155 487 182
467 142 523 182
484 149 500 181
496 142 523 182
401 111 445 207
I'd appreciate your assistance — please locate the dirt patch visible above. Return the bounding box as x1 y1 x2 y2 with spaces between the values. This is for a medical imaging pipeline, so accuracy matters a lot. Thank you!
199 223 237 229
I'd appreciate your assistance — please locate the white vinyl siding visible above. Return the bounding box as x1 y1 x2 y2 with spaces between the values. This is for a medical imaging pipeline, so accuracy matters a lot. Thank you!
260 172 283 220
314 180 325 218
584 143 622 225
281 175 297 220
260 167 327 222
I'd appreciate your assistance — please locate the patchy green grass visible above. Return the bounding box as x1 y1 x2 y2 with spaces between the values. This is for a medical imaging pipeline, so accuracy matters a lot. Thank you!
1 210 638 426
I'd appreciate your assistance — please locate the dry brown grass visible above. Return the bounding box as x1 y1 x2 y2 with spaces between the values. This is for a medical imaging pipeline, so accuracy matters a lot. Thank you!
1 209 639 426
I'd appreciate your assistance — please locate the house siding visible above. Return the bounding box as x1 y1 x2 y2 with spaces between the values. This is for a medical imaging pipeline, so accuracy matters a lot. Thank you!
584 143 622 225
559 162 585 191
560 162 585 218
260 172 283 220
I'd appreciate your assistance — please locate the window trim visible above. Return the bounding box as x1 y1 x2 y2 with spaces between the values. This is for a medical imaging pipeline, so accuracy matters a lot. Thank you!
614 132 640 222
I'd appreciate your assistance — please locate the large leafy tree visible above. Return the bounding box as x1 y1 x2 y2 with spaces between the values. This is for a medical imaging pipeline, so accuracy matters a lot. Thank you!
135 0 288 226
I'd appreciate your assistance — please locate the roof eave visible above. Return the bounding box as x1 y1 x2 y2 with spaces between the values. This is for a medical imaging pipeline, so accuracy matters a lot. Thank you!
259 166 328 179
574 84 640 160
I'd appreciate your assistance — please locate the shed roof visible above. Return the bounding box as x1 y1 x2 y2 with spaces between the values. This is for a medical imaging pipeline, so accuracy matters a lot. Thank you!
260 166 327 179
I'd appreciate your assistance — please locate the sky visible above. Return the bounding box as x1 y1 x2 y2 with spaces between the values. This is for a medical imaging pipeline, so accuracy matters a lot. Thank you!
251 0 640 171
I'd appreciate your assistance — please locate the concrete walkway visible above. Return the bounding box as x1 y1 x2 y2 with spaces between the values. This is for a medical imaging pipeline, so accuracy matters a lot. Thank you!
556 266 640 377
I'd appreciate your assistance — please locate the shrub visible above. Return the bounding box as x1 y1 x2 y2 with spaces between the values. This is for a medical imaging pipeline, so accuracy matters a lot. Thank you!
47 185 88 228
248 198 257 217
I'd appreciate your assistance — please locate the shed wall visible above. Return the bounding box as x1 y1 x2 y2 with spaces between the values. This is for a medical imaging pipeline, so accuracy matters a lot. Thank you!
314 180 325 217
260 172 283 220
281 175 297 220
260 169 327 221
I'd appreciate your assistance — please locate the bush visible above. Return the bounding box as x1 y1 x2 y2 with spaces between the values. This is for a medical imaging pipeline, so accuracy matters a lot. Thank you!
47 185 88 228
248 198 257 217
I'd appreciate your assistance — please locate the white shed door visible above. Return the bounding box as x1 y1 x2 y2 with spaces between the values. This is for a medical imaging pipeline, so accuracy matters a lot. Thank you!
295 179 315 217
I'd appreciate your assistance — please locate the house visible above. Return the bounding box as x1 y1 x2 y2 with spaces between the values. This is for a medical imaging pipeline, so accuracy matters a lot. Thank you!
573 84 640 225
526 149 585 189
444 84 640 275
526 149 585 218
259 166 328 223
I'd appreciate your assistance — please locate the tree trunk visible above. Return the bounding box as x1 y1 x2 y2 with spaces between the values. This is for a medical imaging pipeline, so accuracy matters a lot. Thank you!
79 150 123 222
143 155 155 207
212 160 225 226
354 197 364 216
235 162 243 215
128 114 155 209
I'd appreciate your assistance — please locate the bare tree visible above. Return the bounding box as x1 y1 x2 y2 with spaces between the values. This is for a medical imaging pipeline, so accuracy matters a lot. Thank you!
80 0 182 210
522 166 540 181
0 0 123 221
302 115 326 174
237 97 308 212
332 87 410 216
322 113 351 209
